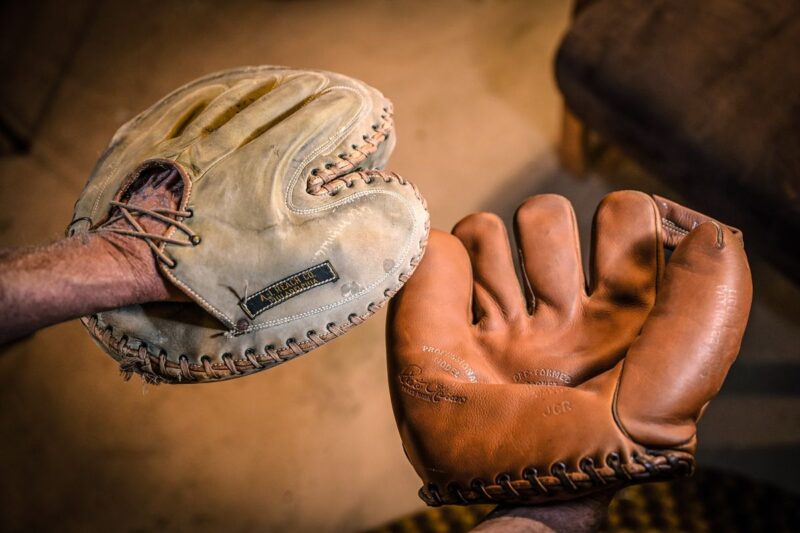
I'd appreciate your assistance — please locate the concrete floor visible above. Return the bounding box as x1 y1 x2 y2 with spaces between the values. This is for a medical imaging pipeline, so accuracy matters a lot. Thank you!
0 1 797 532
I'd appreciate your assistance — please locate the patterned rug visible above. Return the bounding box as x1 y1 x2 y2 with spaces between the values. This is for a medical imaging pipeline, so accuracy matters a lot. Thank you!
366 469 800 532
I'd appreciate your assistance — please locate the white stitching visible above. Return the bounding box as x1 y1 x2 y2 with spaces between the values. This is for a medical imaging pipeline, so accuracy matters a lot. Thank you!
662 218 689 236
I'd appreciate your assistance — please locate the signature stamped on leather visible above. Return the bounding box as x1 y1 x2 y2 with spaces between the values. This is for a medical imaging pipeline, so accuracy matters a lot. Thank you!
240 261 338 319
513 368 572 386
399 365 467 404
422 345 478 383
543 400 572 417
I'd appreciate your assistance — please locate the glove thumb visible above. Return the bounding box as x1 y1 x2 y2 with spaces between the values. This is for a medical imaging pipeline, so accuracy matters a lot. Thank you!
616 221 752 448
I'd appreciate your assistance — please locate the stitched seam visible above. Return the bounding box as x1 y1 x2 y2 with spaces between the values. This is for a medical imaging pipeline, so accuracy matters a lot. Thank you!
155 85 382 333
662 218 689 236
305 110 393 195
80 66 323 223
82 214 429 383
148 82 357 329
247 186 419 332
418 451 693 506
191 73 329 183
283 84 371 214
611 360 635 441
79 72 428 381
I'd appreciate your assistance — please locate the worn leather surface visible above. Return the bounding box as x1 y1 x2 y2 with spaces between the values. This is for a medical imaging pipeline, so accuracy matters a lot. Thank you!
69 66 429 383
387 191 752 505
555 0 800 278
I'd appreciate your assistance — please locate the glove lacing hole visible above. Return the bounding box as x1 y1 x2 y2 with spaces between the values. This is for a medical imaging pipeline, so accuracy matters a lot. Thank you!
606 452 631 480
579 457 606 486
551 463 578 492
632 452 658 475
286 338 304 357
496 473 520 498
200 355 217 379
138 345 153 375
326 322 343 336
471 479 494 501
664 454 692 475
263 345 281 363
522 467 549 495
221 353 239 375
447 482 469 504
427 483 443 506
648 449 694 476
307 330 325 347
178 355 194 381
244 349 262 369
158 352 168 376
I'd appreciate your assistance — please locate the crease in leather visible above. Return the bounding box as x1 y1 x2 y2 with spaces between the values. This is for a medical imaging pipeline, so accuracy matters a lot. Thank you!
70 66 429 383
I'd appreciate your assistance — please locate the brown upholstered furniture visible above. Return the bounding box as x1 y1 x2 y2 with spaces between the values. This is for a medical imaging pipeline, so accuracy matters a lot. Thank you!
555 0 800 279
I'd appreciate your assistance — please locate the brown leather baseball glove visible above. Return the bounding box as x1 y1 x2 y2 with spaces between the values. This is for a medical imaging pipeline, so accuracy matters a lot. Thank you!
387 191 752 506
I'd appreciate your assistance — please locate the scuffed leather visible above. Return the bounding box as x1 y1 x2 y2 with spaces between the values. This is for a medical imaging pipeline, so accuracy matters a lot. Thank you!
69 66 428 383
387 191 751 505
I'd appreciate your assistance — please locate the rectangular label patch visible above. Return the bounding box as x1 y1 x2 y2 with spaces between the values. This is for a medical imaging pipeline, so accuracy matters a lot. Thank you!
240 261 338 319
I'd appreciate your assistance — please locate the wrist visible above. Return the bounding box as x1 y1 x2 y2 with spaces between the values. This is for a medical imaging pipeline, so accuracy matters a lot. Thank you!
87 230 173 304
0 232 174 344
474 491 614 533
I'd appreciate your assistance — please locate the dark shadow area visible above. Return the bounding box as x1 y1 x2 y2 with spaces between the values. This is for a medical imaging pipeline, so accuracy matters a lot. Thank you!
696 445 800 495
0 0 98 156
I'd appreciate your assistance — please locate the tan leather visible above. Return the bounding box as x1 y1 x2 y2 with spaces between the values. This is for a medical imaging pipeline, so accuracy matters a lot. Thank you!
387 191 752 505
68 66 429 383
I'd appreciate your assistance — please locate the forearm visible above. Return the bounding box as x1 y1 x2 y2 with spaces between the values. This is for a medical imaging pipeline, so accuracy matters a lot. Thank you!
473 493 612 533
0 233 168 344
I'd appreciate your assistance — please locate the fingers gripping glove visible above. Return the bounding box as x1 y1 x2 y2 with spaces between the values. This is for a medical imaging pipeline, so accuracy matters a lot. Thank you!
387 192 751 506
68 66 428 384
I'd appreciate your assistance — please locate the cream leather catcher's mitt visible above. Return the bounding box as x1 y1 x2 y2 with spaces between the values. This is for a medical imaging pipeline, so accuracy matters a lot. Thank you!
68 66 428 384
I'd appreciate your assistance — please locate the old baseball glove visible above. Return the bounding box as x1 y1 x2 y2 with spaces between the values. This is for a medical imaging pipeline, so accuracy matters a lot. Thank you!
387 192 751 505
68 66 428 384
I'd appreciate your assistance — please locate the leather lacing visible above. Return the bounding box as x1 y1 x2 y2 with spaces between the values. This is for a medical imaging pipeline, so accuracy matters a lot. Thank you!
96 285 409 384
306 106 394 196
421 451 694 506
98 200 199 268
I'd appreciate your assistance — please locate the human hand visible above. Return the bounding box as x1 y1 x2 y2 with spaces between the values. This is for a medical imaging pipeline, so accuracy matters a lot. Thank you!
0 167 189 345
474 490 614 532
91 165 192 304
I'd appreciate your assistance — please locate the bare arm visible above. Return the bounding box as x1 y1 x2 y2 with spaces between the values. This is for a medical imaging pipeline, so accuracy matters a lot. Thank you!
0 168 183 345
472 492 613 533
0 233 171 344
